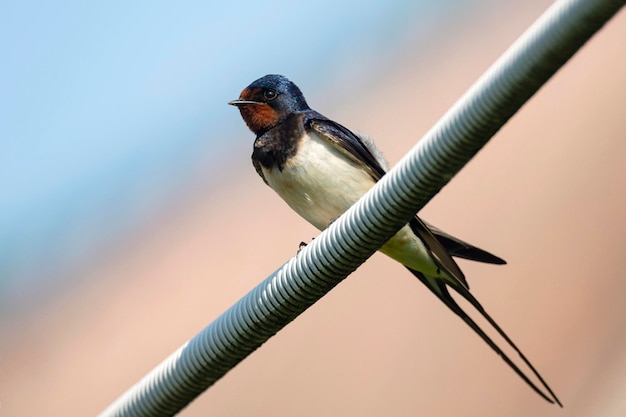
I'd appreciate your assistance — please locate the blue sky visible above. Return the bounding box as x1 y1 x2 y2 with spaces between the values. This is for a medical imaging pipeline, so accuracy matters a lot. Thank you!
0 1 455 306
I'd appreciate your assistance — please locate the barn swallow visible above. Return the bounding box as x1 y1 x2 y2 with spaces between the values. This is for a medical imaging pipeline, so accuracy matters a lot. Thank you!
229 74 561 406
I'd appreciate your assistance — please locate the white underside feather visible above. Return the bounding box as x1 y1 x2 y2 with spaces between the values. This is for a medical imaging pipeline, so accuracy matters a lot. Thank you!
261 131 440 275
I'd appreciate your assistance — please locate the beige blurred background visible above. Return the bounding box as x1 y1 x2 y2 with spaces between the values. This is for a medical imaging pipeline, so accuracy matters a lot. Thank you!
2 2 626 416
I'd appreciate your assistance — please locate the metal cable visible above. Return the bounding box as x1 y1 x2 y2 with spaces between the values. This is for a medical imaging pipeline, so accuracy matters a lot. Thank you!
99 0 625 415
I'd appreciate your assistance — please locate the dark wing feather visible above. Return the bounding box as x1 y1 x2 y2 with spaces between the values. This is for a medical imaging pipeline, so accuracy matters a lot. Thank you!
409 217 469 290
427 222 506 265
307 110 501 282
305 111 387 181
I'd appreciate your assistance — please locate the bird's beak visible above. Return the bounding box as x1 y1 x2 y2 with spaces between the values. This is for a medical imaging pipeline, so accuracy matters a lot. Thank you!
228 99 261 106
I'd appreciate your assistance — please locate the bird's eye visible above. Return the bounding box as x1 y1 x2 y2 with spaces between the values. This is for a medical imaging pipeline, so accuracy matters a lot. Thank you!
263 89 277 100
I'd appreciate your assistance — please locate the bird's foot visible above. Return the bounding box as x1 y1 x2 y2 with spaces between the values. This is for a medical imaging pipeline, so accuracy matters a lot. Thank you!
297 238 314 254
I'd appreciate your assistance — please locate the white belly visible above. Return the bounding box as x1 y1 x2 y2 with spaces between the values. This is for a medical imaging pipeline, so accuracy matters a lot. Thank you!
262 131 374 230
261 131 439 275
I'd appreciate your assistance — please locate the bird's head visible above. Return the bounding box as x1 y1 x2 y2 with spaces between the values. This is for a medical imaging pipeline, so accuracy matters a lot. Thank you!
229 74 309 135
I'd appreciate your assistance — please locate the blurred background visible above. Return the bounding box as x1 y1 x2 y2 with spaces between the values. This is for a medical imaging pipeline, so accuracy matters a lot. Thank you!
2 1 626 416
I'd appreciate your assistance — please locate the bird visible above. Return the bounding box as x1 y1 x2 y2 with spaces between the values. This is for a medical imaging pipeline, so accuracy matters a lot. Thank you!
229 74 561 406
